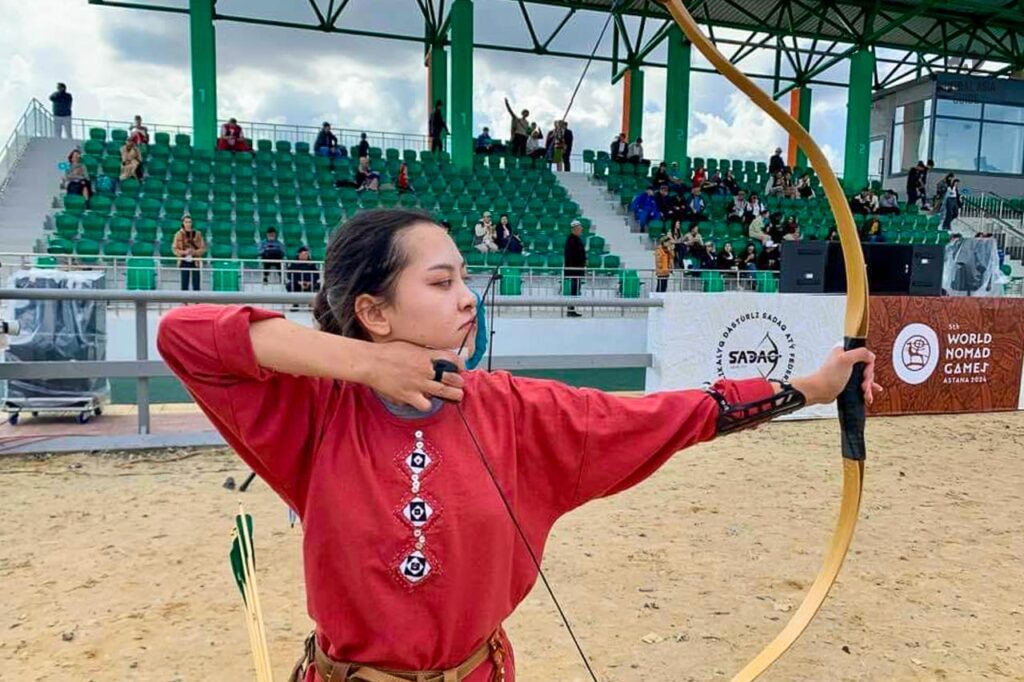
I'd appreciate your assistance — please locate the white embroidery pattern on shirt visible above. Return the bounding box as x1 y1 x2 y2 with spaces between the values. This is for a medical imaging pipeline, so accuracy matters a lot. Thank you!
397 430 437 585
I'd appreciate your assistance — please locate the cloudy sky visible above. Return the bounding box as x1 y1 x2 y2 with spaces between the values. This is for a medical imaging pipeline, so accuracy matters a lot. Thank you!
1 0 852 168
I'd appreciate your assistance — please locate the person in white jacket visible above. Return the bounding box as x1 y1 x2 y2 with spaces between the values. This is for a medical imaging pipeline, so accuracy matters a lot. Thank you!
473 212 499 253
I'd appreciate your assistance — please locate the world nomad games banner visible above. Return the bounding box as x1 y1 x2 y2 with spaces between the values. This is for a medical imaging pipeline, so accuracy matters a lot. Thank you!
868 296 1024 415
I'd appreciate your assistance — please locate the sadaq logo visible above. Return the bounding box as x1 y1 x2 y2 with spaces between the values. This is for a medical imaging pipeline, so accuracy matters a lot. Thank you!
714 311 797 381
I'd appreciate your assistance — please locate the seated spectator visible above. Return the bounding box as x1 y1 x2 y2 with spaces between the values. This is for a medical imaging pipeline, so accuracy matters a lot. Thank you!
783 222 802 242
796 174 815 199
315 122 345 161
667 162 689 194
654 184 680 223
862 217 887 243
864 188 879 213
473 212 499 253
683 186 707 224
285 246 321 296
652 162 670 188
357 132 370 160
630 187 661 230
877 189 900 215
129 115 149 145
757 239 781 271
258 227 286 284
717 241 738 271
681 223 704 256
355 157 380 192
722 170 740 196
782 170 798 199
727 190 749 224
476 127 495 154
396 161 411 193
217 118 252 152
768 212 788 244
740 243 758 271
769 146 786 175
64 149 92 203
691 165 707 188
746 193 763 224
627 137 644 164
668 221 686 268
704 170 728 197
610 133 628 163
850 188 874 215
767 171 785 197
494 214 523 253
747 208 771 244
654 235 674 292
698 241 718 270
119 138 143 181
527 127 546 159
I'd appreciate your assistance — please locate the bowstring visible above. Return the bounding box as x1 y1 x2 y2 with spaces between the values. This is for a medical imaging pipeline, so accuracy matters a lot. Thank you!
450 5 620 681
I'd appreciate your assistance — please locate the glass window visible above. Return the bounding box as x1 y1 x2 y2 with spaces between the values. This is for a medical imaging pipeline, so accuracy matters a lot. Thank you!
984 103 1024 124
933 118 981 171
936 98 982 119
978 122 1024 174
894 99 931 124
890 117 931 174
869 138 885 181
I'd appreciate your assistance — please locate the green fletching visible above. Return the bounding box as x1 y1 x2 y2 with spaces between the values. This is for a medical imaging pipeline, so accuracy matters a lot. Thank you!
229 533 249 604
234 513 257 569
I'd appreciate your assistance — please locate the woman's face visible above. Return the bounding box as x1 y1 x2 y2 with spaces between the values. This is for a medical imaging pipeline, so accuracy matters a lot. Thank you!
724 243 733 253
374 223 477 355
70 151 81 163
500 216 509 226
182 217 193 230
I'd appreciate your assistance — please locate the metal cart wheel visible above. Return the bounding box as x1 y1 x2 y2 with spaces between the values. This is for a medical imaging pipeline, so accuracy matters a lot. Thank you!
8 413 18 426
94 406 103 416
77 412 91 424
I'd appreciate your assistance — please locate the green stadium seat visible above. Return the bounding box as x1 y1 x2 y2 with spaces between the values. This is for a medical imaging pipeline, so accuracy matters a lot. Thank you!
55 212 80 238
126 258 157 290
89 128 106 141
103 239 130 258
47 237 74 255
212 259 241 291
63 194 87 214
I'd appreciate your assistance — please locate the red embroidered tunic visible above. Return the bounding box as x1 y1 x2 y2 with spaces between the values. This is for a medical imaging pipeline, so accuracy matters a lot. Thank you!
157 305 773 680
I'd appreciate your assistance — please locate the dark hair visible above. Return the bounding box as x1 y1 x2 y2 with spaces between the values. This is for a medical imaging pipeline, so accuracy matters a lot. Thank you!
313 209 436 339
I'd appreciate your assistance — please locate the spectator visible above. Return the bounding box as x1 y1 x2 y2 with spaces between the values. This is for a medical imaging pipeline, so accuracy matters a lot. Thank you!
396 161 411 193
119 138 143 181
668 220 686 268
476 127 495 155
727 190 749 224
654 235 674 292
667 162 688 194
129 115 150 145
769 146 786 175
218 117 251 152
717 241 738 271
172 215 206 291
782 220 802 242
864 188 880 214
796 174 815 199
740 243 758 271
767 171 785 197
564 219 587 317
748 208 771 244
526 126 546 159
627 137 644 164
681 223 704 256
922 160 935 209
494 214 523 254
704 170 727 197
285 246 321 296
683 186 707 224
941 178 962 230
862 217 887 243
906 161 926 208
49 83 73 139
357 133 370 160
722 170 740 196
851 189 872 215
315 122 345 163
548 120 568 172
64 149 92 204
630 187 661 230
504 99 531 157
652 162 671 188
757 239 781 271
698 241 718 270
746 193 763 224
691 164 707 188
610 133 628 163
258 227 287 284
562 121 574 172
355 157 380 192
654 184 680 223
429 100 448 153
473 212 498 253
877 189 900 215
782 170 798 199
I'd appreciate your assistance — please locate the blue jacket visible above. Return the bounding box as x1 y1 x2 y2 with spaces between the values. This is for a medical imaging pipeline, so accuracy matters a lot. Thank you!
631 193 660 220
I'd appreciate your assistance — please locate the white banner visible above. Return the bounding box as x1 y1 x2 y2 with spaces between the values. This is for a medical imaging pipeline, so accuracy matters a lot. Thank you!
645 292 847 419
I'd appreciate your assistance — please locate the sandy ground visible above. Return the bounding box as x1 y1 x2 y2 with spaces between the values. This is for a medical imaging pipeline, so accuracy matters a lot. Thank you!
2 413 1023 681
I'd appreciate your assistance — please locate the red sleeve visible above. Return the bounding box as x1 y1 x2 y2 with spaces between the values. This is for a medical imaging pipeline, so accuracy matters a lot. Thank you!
509 376 773 516
156 305 335 512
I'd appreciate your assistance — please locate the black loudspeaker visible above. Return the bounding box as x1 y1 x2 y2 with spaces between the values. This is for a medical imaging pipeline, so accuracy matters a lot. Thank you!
779 241 828 293
780 242 944 296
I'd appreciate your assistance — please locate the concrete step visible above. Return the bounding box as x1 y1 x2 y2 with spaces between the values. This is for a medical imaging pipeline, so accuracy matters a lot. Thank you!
559 172 652 271
0 137 79 254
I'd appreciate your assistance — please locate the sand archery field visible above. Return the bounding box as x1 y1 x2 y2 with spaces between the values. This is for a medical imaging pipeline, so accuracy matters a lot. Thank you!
1 412 1023 681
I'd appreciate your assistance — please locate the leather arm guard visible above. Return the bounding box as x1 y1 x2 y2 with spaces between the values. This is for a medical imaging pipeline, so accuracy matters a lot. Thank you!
706 382 807 435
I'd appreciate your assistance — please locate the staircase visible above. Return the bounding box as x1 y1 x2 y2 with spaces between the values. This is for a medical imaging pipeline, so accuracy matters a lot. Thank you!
558 172 652 271
0 137 74 253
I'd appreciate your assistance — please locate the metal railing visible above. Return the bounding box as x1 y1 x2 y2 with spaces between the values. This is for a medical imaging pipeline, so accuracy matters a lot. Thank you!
0 288 661 434
0 99 54 196
961 192 1024 263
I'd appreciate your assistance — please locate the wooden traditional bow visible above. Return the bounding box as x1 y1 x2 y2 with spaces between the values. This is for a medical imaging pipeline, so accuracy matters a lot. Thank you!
653 1 870 679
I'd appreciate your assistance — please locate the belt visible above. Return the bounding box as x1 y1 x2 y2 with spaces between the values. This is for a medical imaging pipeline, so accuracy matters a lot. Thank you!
290 630 507 682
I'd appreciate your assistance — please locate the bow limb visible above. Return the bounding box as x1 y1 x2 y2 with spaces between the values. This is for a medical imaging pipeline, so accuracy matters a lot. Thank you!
653 1 869 680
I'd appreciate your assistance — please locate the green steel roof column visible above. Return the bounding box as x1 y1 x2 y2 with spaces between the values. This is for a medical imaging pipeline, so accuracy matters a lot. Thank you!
843 49 874 192
450 0 474 169
626 66 644 143
663 26 691 168
189 0 218 150
794 86 812 169
428 42 448 136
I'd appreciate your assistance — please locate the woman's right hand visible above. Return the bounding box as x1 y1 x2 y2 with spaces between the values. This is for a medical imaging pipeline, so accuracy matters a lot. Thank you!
363 341 465 411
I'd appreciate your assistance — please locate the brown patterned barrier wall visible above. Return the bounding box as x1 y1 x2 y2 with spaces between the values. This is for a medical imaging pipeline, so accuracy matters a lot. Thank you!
868 296 1024 415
